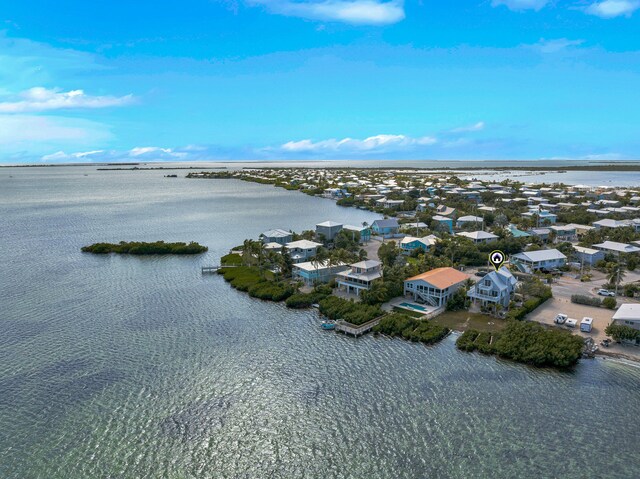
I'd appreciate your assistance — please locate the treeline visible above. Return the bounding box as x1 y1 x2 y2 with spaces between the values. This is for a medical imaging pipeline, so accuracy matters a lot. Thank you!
373 313 450 345
318 296 383 325
456 321 584 368
81 241 207 255
218 266 294 301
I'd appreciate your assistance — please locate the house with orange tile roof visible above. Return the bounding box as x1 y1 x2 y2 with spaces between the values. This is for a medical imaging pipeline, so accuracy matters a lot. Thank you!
403 267 471 307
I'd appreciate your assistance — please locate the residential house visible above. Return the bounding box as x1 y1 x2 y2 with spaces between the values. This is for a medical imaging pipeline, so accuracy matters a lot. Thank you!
403 267 470 307
611 304 640 334
292 260 348 286
285 240 323 264
432 215 453 233
529 228 551 242
400 235 438 255
467 267 517 308
260 229 293 245
376 198 405 209
343 224 371 243
456 231 499 244
456 215 484 229
550 225 578 243
592 241 640 256
574 246 605 266
511 249 567 273
315 221 343 241
335 260 383 295
372 218 400 238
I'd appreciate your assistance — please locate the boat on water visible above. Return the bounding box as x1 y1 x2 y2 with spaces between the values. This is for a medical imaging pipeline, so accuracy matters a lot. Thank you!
321 320 335 330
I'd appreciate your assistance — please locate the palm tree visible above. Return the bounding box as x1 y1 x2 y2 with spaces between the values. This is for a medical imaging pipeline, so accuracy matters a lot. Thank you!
312 247 330 285
242 239 255 266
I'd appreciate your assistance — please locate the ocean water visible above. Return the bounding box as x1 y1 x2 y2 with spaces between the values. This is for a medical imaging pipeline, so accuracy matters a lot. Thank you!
1 166 639 479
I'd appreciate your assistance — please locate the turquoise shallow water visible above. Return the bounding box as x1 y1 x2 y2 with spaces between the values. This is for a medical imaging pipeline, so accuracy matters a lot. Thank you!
1 166 639 478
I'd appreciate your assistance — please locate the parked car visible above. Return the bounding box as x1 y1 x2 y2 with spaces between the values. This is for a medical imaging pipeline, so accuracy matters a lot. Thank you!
597 289 616 297
475 270 488 277
554 313 568 324
565 318 577 328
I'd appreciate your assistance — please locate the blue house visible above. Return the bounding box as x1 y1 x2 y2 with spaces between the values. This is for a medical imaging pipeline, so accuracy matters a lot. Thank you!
372 218 400 238
432 215 453 233
344 224 371 243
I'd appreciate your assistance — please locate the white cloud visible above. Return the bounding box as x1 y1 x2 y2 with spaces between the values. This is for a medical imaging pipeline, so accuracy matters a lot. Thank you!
250 0 405 25
0 87 134 113
491 0 549 11
585 0 640 18
450 121 485 133
280 134 437 153
530 38 585 53
41 150 105 162
128 146 187 159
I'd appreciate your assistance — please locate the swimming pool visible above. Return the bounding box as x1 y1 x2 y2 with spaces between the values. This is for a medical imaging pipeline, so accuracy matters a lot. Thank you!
399 302 428 312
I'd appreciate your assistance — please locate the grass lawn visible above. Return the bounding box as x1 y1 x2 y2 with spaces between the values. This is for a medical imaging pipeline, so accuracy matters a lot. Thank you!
432 311 507 333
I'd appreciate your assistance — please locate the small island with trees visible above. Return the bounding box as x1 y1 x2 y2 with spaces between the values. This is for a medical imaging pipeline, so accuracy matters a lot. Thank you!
81 241 208 255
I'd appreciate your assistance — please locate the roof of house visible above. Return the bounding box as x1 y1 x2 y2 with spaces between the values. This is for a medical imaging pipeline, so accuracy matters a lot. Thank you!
512 249 567 263
612 304 640 322
285 240 323 249
350 260 382 269
432 215 452 221
475 267 517 291
592 241 640 254
293 260 348 272
264 242 284 250
344 224 369 232
316 221 343 228
457 215 483 222
261 228 291 238
456 231 498 240
405 267 470 290
372 218 399 228
574 245 602 255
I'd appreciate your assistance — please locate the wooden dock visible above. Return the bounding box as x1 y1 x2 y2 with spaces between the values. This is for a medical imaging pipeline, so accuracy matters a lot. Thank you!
335 315 385 337
201 264 241 274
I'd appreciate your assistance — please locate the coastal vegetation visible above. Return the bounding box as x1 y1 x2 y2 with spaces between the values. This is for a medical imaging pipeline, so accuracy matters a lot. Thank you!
571 294 617 309
217 266 294 301
81 241 207 255
285 284 333 309
604 323 640 343
318 296 383 325
456 321 584 368
373 313 450 345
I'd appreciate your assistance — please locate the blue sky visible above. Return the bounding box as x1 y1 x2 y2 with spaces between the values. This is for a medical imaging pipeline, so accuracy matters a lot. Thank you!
1 0 639 163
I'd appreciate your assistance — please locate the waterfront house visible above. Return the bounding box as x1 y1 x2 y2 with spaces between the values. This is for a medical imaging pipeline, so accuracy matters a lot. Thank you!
343 224 371 243
511 249 567 273
611 304 640 333
372 218 400 238
315 221 343 241
403 267 470 307
376 198 405 209
507 225 531 238
335 260 383 295
285 239 323 264
432 215 453 233
292 260 349 286
467 267 517 308
574 245 605 266
456 231 499 244
260 228 293 245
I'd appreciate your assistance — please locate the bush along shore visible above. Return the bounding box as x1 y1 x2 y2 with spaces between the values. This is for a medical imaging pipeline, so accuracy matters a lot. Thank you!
373 313 450 345
456 321 584 369
81 241 208 255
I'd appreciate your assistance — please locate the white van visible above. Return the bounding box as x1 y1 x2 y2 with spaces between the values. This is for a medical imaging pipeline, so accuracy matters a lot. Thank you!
580 317 593 333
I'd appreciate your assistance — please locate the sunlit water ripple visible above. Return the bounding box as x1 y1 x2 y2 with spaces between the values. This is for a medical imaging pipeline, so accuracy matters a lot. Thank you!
0 166 639 478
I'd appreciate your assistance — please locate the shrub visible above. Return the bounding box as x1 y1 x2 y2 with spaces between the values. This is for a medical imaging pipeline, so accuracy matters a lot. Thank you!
602 297 617 309
571 294 602 307
373 313 449 345
221 253 242 266
456 330 480 351
82 241 208 255
285 285 333 308
605 323 640 342
318 296 383 325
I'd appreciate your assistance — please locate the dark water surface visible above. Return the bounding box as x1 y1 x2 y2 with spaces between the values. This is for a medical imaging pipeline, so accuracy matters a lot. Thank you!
1 167 639 478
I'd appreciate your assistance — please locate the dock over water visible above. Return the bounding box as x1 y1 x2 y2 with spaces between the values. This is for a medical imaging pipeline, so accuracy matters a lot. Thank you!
335 316 384 337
